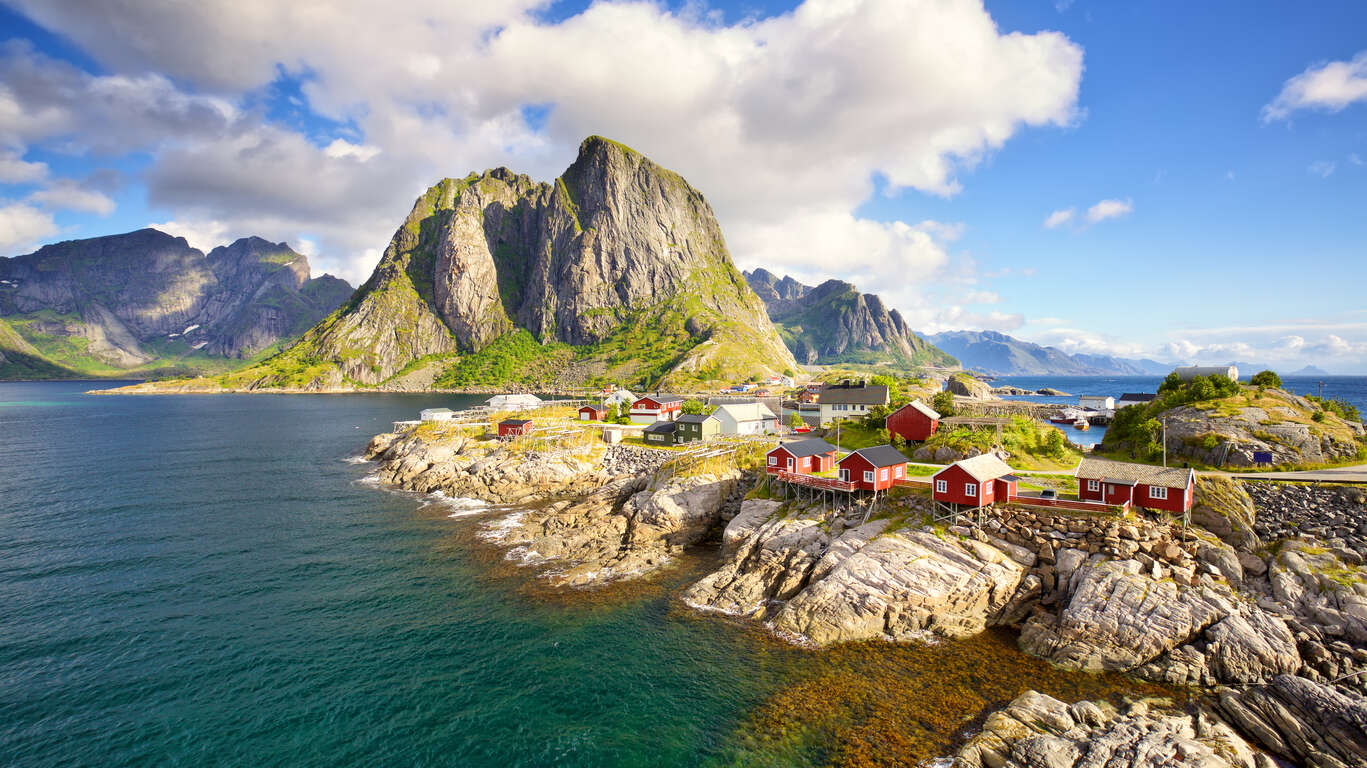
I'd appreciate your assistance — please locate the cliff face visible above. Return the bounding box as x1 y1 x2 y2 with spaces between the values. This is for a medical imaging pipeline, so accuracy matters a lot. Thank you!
743 269 955 368
224 136 796 390
0 229 351 378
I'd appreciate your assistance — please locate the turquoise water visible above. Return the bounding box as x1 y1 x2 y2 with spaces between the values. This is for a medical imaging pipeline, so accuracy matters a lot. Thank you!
0 383 802 767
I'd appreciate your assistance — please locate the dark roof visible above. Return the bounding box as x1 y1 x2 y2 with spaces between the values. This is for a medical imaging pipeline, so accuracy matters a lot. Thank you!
500 419 531 426
1000 474 1021 483
1118 392 1156 402
580 404 604 410
676 414 715 424
819 383 889 405
842 444 908 468
771 438 837 458
639 394 685 405
643 421 677 433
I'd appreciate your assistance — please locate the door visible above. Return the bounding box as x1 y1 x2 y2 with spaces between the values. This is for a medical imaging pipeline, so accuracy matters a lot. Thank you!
786 458 794 471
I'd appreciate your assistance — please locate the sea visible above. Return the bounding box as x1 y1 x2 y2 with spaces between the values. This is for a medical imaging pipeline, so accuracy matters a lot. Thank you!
987 375 1367 447
0 382 1183 766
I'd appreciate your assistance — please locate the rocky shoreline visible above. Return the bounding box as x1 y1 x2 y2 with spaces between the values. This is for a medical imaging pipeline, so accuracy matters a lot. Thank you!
361 421 1367 767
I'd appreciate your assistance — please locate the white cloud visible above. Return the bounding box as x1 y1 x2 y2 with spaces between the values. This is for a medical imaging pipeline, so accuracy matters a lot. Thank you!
0 202 58 253
1351 153 1364 166
147 218 231 254
1308 160 1336 178
1042 208 1074 228
1262 50 1367 122
28 179 115 215
1085 197 1133 223
2 0 1084 304
0 150 47 183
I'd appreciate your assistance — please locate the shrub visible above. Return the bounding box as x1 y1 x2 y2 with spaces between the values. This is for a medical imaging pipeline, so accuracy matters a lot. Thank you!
932 390 955 418
681 399 708 415
1250 370 1282 389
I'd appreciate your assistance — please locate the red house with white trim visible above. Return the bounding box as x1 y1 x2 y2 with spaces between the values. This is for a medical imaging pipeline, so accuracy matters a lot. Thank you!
498 419 533 438
932 454 1018 509
630 395 685 424
766 438 838 475
1075 457 1195 513
837 445 908 491
886 400 941 442
578 405 605 421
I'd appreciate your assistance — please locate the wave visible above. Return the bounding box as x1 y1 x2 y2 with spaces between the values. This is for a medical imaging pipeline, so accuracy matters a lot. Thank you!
425 491 489 518
478 511 527 542
343 455 371 465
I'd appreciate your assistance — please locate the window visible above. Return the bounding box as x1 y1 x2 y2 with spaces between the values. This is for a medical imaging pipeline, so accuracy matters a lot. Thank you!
879 468 889 481
786 458 794 470
894 466 903 478
935 479 947 494
840 469 849 481
1149 486 1168 500
965 482 977 496
863 471 874 482
1087 479 1099 492
767 456 776 466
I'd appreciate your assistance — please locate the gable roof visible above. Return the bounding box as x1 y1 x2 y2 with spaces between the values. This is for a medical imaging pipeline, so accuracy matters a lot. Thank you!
1076 457 1192 488
637 394 685 406
1118 392 1156 402
819 382 890 405
676 414 716 425
500 418 532 426
897 400 941 420
841 444 908 468
643 421 677 433
421 407 454 414
714 402 777 422
770 438 837 458
936 453 1014 483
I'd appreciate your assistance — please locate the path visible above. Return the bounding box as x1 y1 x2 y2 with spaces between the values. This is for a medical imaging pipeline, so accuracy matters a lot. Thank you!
1204 463 1367 484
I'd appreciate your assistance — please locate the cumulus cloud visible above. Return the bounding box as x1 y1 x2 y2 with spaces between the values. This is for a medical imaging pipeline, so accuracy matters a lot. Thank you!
1085 198 1133 223
0 202 58 253
1042 208 1074 228
1262 50 1367 122
147 218 231 254
28 179 115 215
1308 160 1336 178
0 151 47 183
3 0 1084 297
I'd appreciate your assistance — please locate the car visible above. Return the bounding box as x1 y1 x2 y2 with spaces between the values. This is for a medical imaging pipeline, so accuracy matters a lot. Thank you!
1039 489 1058 500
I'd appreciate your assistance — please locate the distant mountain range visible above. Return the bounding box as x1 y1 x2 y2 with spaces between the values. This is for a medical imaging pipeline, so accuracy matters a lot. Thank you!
0 228 352 380
925 330 1172 377
743 269 956 368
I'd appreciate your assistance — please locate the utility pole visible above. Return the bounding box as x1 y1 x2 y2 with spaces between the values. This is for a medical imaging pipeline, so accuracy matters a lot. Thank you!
1317 380 1326 399
835 417 841 451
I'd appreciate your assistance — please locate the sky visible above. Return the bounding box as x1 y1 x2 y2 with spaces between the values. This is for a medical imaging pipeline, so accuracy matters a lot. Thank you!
0 0 1365 372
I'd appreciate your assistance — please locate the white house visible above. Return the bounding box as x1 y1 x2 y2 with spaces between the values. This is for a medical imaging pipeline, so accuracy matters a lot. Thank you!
485 393 543 411
420 408 455 421
1174 365 1238 382
604 389 636 409
1078 395 1114 411
1117 392 1156 409
712 402 779 435
816 380 890 425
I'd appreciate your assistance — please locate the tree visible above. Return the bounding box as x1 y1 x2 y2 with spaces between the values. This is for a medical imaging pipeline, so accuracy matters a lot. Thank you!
1251 370 1282 389
681 399 708 415
932 390 956 418
787 411 805 430
864 404 891 428
1158 371 1183 395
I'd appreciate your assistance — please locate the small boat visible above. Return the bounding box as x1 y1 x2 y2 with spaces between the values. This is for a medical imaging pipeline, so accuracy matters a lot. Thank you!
1072 419 1090 431
1049 415 1074 424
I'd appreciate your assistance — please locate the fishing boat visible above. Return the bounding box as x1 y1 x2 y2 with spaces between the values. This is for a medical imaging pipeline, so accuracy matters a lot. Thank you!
1050 407 1085 424
1073 419 1090 431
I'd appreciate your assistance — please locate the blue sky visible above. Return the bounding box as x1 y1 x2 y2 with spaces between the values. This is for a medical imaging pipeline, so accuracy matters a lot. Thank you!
1 0 1365 371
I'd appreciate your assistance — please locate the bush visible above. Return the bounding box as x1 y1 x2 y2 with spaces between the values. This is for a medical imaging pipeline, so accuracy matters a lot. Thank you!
1308 395 1361 423
787 412 805 430
681 399 708 415
1250 370 1282 389
932 390 955 418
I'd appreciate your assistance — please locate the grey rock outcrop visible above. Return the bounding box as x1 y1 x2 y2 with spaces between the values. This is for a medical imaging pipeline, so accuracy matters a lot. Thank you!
947 374 993 399
955 690 1273 768
683 500 1024 646
1217 675 1367 768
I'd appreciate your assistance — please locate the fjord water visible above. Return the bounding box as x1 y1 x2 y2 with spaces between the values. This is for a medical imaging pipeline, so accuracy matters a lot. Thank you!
0 383 798 767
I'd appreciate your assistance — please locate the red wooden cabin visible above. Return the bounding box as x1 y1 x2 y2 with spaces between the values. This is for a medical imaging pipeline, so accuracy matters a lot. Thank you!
498 418 533 438
1075 458 1195 513
837 445 908 491
578 405 605 421
886 400 941 442
932 454 1018 508
630 394 684 423
766 438 838 475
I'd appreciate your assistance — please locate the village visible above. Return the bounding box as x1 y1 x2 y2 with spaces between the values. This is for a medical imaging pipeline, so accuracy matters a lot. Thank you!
397 369 1209 528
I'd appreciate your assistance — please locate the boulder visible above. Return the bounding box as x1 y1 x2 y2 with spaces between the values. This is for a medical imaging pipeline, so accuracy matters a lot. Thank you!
1217 675 1367 768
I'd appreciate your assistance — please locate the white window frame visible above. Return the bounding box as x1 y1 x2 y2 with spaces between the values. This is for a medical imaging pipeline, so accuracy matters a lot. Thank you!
786 457 794 471
965 482 978 496
894 466 903 478
1087 479 1100 492
768 456 776 466
935 479 947 494
1149 485 1168 500
863 471 874 482
879 468 889 481
840 469 850 481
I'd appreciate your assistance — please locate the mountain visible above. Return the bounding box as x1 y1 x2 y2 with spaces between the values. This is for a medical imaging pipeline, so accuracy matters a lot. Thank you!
743 268 956 368
195 136 795 392
926 330 1170 376
1290 365 1330 376
0 228 352 380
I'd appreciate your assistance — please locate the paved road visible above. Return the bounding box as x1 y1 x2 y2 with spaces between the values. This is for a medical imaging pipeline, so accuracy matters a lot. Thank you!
1205 464 1367 484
